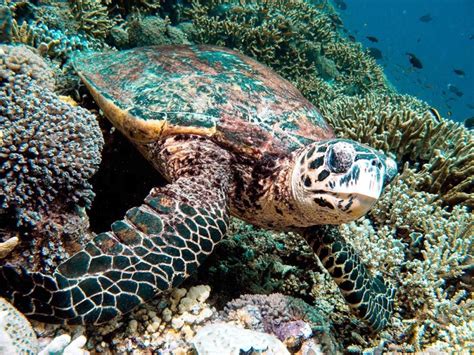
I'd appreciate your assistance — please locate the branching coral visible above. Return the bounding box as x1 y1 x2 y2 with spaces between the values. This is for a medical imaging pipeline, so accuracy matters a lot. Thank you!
185 0 389 96
186 0 336 80
0 45 103 227
339 166 473 351
69 0 116 39
322 41 388 93
320 93 474 207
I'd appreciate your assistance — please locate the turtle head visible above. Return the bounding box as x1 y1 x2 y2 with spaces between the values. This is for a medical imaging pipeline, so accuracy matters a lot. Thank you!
292 139 397 224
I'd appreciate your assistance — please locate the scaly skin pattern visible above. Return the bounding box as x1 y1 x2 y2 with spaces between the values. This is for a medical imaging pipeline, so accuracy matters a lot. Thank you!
303 226 395 331
0 138 232 324
1 46 397 330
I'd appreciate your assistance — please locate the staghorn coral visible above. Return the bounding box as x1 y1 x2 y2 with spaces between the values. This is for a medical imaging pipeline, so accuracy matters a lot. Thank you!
11 20 92 61
0 45 103 228
339 166 473 352
320 93 474 207
68 0 116 39
185 0 389 96
186 0 336 80
321 41 388 94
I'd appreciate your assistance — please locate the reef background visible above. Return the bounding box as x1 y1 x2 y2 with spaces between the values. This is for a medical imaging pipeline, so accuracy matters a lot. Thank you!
0 0 472 353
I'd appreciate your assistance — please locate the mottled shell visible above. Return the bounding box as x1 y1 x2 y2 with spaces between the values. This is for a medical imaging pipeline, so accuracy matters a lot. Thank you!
75 45 334 157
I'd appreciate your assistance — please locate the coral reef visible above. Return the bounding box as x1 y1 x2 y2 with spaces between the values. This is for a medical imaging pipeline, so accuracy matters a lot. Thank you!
82 285 216 352
221 293 340 353
0 44 103 227
0 297 38 354
69 0 116 40
192 323 290 355
185 0 389 96
195 219 322 303
320 93 474 207
0 45 101 272
338 166 473 352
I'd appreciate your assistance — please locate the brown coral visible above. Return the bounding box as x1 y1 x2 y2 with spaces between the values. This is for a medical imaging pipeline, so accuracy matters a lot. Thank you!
69 0 116 39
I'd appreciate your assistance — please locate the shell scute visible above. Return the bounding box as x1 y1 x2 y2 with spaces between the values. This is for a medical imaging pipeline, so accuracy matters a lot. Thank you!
74 45 333 155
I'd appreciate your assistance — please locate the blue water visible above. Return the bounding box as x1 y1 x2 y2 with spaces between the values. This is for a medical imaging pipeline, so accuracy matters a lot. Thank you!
337 0 474 124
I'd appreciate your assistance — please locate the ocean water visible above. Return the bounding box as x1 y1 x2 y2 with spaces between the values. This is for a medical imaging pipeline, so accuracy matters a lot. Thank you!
338 0 474 124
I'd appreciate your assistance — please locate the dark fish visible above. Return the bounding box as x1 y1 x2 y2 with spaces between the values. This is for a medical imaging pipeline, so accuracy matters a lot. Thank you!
334 0 347 10
348 35 356 42
406 52 423 69
419 14 432 22
469 34 474 40
467 103 474 109
465 117 474 129
448 84 464 97
428 108 441 121
366 36 379 43
453 68 465 77
368 47 383 60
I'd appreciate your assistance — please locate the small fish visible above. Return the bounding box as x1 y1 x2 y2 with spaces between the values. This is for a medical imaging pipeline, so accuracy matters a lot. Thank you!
366 36 379 43
406 53 423 69
368 47 383 60
448 83 464 97
417 37 421 43
419 14 432 22
469 34 474 40
464 117 474 129
428 108 441 121
467 103 474 109
348 35 356 42
453 68 465 77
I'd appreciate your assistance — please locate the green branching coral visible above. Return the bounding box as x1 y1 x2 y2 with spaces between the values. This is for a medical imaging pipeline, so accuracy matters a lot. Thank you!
340 166 473 352
320 93 474 207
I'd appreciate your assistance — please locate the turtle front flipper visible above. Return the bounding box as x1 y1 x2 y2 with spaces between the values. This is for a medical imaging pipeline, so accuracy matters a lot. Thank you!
302 225 395 331
0 139 232 324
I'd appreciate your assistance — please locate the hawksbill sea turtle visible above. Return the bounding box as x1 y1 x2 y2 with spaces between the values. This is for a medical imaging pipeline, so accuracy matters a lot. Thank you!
0 45 397 331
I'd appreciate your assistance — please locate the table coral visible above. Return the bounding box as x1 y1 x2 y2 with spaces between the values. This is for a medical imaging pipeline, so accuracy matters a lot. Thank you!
1 45 103 228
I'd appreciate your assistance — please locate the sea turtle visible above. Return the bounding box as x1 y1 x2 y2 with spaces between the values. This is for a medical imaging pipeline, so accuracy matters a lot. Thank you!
0 45 397 331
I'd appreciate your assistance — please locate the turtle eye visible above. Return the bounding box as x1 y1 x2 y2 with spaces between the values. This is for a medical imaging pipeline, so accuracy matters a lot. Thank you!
327 142 355 173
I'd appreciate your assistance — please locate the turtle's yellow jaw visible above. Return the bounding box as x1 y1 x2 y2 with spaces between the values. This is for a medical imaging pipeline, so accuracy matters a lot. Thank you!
292 139 397 225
